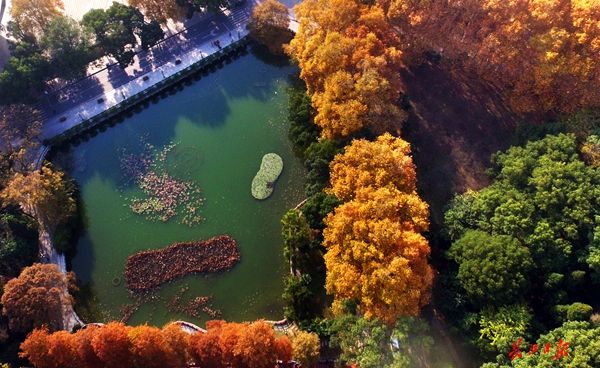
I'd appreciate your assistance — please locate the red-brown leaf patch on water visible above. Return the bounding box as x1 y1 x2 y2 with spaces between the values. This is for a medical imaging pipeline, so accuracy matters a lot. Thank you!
124 235 240 292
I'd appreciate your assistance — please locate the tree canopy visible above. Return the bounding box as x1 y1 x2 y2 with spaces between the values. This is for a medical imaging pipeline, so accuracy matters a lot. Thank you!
443 133 600 357
380 0 600 114
0 39 50 103
40 16 92 80
82 3 164 65
1 164 76 235
448 230 533 305
324 133 432 324
291 331 320 367
445 134 600 276
248 0 291 55
0 208 38 276
329 132 416 202
188 320 292 368
20 320 291 368
10 0 64 39
128 0 186 24
327 315 434 368
0 104 42 170
287 0 407 138
481 320 600 367
1 263 71 332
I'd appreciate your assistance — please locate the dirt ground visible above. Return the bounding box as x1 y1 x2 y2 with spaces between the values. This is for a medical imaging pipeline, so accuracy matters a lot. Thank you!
401 61 520 229
400 61 523 368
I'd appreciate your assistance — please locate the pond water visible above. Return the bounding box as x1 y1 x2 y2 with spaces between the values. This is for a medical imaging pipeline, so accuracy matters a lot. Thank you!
54 50 306 326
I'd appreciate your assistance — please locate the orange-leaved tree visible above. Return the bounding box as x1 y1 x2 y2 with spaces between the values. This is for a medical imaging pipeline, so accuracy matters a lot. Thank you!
324 133 433 324
161 323 191 367
381 0 600 114
287 0 406 138
188 321 225 368
21 320 292 368
248 0 292 55
19 328 80 368
10 0 64 39
189 320 292 368
128 325 179 368
90 322 133 368
1 263 72 332
72 325 104 368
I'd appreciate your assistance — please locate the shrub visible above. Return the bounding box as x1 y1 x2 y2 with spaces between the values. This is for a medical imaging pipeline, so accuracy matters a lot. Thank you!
555 302 593 322
567 303 593 322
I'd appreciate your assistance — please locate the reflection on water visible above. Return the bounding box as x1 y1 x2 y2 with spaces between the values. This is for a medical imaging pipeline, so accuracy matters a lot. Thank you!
56 50 306 326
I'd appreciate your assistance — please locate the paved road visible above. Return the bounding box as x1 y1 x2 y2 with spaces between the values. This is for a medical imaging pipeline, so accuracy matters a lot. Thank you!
0 0 5 25
39 2 252 120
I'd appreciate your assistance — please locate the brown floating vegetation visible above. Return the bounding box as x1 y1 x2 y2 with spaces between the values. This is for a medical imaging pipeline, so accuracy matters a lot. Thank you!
125 235 240 292
166 286 222 320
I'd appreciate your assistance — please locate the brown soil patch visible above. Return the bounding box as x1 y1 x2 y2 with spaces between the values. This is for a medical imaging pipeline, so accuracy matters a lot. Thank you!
125 235 240 292
400 62 520 228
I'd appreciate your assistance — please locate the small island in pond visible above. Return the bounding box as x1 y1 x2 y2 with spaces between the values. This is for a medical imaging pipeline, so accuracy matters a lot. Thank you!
251 153 284 200
124 235 240 292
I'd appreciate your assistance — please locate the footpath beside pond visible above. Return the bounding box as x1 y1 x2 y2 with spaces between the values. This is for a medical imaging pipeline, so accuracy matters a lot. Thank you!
41 6 253 140
40 0 299 142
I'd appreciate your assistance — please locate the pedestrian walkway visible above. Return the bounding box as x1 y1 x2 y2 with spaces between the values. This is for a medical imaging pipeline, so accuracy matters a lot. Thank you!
40 0 300 141
41 1 255 140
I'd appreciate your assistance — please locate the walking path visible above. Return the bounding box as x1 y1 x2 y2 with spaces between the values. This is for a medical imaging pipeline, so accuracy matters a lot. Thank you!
0 0 7 70
41 1 256 140
174 320 207 334
40 0 301 141
0 0 6 25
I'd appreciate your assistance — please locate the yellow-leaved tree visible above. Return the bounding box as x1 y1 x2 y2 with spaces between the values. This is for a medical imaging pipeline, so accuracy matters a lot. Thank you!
329 132 416 201
11 0 64 38
324 133 433 325
1 163 75 236
1 164 75 261
287 0 406 138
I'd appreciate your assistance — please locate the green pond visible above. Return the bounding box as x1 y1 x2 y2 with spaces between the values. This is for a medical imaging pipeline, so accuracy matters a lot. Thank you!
54 50 306 326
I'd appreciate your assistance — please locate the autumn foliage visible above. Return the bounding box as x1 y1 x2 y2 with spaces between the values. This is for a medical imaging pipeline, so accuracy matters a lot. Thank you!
189 320 292 368
10 0 64 38
248 0 292 55
290 0 600 119
1 164 76 234
324 134 433 324
20 320 291 368
287 0 407 138
380 0 600 114
1 263 72 333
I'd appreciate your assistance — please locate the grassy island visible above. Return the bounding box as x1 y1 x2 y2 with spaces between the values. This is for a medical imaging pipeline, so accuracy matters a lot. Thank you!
251 153 284 200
